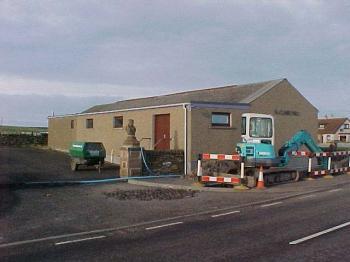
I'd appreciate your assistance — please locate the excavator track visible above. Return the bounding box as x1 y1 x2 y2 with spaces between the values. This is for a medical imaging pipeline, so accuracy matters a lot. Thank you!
261 168 301 186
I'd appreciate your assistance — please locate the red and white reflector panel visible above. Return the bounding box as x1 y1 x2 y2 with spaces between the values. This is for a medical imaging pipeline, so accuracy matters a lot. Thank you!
329 167 349 174
291 151 311 157
202 153 241 161
310 167 349 176
310 170 327 176
327 151 350 157
292 151 350 157
314 152 331 157
201 176 240 184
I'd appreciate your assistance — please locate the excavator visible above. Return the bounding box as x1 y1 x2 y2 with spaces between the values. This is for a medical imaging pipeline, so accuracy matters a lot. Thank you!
201 113 349 187
201 113 328 186
236 113 326 168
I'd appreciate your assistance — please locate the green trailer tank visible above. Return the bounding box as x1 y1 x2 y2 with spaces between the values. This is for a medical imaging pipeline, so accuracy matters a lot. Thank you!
69 141 106 171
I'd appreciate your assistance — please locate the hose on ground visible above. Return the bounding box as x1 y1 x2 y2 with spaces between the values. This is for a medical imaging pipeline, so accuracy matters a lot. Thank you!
140 147 179 177
4 148 180 188
22 174 181 186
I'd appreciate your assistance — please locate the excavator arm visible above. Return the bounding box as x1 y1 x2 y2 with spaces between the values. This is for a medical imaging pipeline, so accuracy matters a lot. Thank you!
278 130 324 166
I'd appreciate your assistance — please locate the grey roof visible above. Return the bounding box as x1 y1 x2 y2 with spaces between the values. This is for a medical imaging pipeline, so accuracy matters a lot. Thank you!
83 78 285 113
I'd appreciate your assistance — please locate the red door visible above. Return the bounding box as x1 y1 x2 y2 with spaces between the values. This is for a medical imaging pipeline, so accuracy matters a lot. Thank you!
154 114 170 150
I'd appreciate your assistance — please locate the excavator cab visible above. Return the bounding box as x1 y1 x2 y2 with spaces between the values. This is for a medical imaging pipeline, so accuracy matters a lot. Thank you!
237 113 278 167
240 113 275 145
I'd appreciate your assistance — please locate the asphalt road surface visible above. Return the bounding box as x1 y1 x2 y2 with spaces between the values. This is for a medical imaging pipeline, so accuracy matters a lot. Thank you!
2 184 349 261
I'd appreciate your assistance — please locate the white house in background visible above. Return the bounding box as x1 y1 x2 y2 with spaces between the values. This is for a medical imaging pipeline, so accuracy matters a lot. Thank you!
318 117 350 144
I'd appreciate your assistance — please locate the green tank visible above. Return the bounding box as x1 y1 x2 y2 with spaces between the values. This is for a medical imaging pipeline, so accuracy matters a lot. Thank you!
69 141 106 171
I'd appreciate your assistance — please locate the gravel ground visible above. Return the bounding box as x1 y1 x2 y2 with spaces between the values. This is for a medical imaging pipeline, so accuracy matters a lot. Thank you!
104 188 197 200
1 146 350 247
0 146 119 184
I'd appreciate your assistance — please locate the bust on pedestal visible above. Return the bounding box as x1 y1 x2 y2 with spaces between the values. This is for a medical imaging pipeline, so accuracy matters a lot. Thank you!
120 119 142 178
123 119 140 147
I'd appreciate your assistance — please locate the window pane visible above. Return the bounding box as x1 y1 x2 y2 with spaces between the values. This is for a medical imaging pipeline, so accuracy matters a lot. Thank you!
113 116 123 128
211 113 230 127
85 142 103 151
86 119 93 128
241 117 246 135
249 117 272 138
70 120 74 129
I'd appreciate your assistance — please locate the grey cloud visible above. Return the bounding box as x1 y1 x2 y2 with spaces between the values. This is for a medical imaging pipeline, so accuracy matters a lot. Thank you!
0 1 349 118
0 94 122 126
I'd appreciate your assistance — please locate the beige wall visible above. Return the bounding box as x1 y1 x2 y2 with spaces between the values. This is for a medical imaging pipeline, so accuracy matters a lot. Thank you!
48 106 185 163
249 80 318 150
48 80 318 174
189 108 247 162
189 80 318 168
48 116 77 151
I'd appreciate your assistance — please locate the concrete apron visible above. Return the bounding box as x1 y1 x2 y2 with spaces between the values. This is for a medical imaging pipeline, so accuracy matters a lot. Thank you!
128 179 252 192
128 174 350 193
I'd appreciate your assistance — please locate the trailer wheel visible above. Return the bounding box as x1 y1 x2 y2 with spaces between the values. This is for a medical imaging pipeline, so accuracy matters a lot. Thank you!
294 171 300 182
70 159 78 171
98 161 102 174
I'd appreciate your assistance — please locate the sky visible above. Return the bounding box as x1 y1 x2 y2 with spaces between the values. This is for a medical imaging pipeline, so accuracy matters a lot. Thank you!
0 0 349 126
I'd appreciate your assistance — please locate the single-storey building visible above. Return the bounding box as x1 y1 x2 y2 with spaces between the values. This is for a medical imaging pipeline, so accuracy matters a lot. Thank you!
318 117 350 144
48 78 318 174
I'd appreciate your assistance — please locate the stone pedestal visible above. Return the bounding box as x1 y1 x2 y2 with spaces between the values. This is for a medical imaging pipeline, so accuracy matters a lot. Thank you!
119 119 142 178
120 146 142 178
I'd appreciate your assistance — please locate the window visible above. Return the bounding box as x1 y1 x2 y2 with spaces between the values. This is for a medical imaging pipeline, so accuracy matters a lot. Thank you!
340 136 347 142
326 134 332 142
241 117 246 135
113 116 123 128
211 112 230 127
249 117 273 138
86 119 93 128
319 124 325 129
344 124 350 129
70 120 74 129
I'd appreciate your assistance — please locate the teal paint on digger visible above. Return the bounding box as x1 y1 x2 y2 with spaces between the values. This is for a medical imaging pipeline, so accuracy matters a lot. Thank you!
237 142 276 159
278 130 327 168
236 129 326 169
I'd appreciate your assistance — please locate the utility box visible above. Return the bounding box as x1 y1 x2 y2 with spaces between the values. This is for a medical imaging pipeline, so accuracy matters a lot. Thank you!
69 141 106 171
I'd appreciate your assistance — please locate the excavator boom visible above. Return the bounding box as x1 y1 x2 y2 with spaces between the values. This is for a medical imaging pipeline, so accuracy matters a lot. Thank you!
278 130 323 166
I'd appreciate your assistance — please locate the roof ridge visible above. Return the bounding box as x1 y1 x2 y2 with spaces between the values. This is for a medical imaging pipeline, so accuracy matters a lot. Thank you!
93 78 285 106
109 84 239 105
240 78 285 103
319 117 348 120
82 78 286 113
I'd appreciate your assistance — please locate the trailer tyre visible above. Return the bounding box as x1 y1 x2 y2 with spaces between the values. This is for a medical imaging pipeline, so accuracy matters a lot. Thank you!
294 171 300 182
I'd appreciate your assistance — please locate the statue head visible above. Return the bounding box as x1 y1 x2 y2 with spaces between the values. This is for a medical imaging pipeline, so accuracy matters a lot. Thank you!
128 119 134 126
126 119 136 136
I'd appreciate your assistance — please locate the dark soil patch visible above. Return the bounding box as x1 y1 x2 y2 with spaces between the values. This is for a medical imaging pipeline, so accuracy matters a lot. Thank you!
104 188 198 201
0 146 119 184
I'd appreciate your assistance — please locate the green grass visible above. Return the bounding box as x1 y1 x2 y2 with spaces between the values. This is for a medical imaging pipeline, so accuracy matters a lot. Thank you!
0 125 48 134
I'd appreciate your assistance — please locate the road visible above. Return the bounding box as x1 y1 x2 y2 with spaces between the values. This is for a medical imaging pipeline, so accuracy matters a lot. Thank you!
2 184 349 261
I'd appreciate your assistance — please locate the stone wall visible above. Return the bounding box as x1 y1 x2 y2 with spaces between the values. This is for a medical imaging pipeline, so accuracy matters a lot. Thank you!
0 134 48 146
142 150 184 175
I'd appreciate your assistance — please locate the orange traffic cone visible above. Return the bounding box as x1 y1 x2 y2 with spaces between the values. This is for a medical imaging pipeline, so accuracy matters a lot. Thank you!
256 166 265 189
